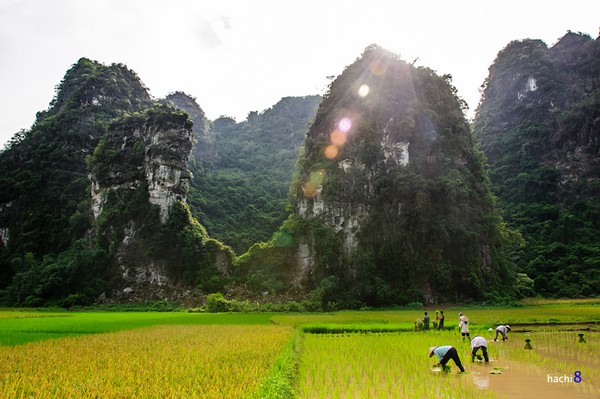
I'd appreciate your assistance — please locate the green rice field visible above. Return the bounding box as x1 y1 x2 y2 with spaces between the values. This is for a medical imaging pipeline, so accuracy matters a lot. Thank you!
0 299 598 398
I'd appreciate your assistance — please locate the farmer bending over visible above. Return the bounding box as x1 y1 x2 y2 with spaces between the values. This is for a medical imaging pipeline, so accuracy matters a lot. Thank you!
470 336 489 362
494 325 511 341
429 346 465 372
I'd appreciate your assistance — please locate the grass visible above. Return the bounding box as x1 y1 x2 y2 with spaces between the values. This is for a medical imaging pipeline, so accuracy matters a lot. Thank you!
297 331 498 399
0 311 275 346
299 322 414 334
1 298 598 398
255 331 302 399
272 304 600 331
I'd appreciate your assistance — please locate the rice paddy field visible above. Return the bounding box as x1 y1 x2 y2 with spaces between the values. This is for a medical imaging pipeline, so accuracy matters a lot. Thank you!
0 299 598 398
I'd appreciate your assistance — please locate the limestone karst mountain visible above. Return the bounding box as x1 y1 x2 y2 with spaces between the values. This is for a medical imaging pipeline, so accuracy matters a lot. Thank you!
238 45 517 306
0 59 232 306
474 31 600 297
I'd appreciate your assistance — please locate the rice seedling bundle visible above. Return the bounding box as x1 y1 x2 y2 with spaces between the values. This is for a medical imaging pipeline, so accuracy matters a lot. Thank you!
0 324 292 398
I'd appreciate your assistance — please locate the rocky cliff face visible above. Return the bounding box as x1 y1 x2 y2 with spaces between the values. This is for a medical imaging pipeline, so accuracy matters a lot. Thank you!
474 32 600 297
161 91 215 167
248 45 515 305
89 106 233 298
477 32 600 189
90 107 193 224
89 106 194 288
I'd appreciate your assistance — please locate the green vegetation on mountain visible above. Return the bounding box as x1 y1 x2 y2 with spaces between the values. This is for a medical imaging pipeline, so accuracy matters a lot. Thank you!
0 58 153 305
0 61 233 306
2 32 598 308
474 32 600 297
238 45 519 306
180 96 321 254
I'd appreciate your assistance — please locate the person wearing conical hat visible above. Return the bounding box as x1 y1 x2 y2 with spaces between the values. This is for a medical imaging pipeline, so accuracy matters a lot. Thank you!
494 325 511 341
458 312 470 341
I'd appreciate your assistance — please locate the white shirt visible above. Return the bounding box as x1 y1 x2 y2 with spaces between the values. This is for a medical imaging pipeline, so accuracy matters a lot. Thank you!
471 336 487 349
496 325 509 334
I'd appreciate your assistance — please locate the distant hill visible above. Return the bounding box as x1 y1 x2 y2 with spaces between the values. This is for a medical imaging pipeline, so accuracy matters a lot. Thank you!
474 31 600 297
171 95 321 254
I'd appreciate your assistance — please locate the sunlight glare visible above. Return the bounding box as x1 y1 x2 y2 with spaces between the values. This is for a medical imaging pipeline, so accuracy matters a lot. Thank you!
358 84 370 97
369 60 387 76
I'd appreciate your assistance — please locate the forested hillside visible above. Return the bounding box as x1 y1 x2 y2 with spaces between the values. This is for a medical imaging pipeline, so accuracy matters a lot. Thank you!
1 32 598 308
238 45 519 306
474 32 600 297
0 59 233 306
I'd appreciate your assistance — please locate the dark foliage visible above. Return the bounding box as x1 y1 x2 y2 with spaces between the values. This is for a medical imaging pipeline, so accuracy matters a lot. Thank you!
474 32 600 297
0 58 153 303
238 45 518 306
179 96 321 254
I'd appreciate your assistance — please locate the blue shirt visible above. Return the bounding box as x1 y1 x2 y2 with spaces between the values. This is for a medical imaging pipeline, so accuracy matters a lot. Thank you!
433 346 452 361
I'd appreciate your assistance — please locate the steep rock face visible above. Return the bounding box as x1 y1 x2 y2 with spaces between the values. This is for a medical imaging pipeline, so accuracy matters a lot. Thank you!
262 45 514 305
90 105 202 287
0 58 152 256
0 58 153 301
91 107 192 223
0 59 234 306
161 91 214 166
88 105 235 302
474 32 600 297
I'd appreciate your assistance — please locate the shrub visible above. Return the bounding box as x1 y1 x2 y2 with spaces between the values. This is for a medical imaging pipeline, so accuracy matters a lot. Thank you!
205 292 232 312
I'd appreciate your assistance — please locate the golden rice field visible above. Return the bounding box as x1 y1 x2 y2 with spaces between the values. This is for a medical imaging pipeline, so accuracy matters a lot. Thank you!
1 300 598 399
0 324 293 399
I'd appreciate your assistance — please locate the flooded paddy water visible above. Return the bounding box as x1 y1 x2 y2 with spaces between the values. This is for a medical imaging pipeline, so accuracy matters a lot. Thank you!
460 330 600 398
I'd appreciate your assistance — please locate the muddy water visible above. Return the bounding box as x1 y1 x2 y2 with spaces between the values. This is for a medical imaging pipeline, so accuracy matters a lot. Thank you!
465 361 597 399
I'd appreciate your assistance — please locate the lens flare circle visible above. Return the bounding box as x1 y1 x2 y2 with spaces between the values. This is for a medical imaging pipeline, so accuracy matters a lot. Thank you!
302 169 325 198
358 84 370 97
324 145 338 159
302 182 319 198
338 117 352 133
330 130 347 146
369 60 387 75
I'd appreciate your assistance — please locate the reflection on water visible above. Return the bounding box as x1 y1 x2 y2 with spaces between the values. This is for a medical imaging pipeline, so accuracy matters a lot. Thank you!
472 372 489 389
463 359 597 399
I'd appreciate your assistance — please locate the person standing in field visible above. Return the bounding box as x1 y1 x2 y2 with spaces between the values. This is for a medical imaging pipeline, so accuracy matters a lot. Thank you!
438 310 445 330
423 312 430 331
494 325 511 341
459 312 470 341
429 345 466 372
470 336 489 362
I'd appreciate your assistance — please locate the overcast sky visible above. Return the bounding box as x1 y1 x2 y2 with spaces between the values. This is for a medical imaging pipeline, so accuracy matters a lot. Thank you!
0 0 598 147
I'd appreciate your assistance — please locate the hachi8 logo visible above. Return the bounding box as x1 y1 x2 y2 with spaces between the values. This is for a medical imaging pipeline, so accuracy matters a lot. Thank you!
547 370 582 383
